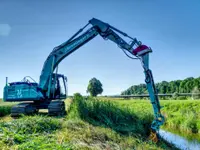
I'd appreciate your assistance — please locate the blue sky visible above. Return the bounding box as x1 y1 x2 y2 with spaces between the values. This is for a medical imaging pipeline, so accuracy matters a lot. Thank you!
0 0 200 97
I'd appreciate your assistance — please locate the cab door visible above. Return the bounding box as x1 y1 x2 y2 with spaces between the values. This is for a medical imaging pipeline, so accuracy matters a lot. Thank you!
58 76 67 99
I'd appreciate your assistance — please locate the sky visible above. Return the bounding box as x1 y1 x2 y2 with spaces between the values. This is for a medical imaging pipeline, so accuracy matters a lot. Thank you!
0 0 200 97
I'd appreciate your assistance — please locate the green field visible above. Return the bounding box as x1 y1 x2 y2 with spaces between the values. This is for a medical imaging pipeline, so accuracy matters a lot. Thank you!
1 97 200 149
2 97 200 149
0 96 180 150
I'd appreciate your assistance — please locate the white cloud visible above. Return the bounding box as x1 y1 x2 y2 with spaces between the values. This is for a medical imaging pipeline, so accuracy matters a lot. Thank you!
0 24 11 36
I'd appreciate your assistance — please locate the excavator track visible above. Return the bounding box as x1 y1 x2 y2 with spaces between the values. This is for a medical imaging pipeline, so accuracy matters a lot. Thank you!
48 100 66 116
11 103 38 118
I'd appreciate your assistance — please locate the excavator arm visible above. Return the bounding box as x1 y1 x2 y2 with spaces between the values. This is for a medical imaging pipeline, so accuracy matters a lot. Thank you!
39 18 135 91
39 26 98 93
38 18 165 141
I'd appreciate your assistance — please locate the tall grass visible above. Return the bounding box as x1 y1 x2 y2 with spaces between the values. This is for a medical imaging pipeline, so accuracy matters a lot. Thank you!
68 93 154 138
66 93 177 149
0 105 12 117
0 100 18 117
110 99 200 140
162 100 200 135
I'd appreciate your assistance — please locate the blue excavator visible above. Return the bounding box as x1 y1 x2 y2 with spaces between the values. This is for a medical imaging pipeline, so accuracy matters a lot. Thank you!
3 18 164 142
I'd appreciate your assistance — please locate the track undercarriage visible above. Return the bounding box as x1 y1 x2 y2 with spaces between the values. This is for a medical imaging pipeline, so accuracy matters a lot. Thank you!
48 100 66 116
10 100 66 117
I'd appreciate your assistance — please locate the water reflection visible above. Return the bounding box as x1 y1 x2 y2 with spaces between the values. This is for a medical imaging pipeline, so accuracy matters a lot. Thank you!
159 130 200 150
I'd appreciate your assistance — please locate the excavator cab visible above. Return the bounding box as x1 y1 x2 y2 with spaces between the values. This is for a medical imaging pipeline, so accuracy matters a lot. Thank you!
50 73 68 100
47 73 67 116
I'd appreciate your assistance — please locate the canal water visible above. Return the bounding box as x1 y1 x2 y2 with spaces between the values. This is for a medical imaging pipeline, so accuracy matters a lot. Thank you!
159 130 200 150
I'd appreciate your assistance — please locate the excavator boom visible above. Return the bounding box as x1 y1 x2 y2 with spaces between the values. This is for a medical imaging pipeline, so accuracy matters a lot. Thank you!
39 18 135 92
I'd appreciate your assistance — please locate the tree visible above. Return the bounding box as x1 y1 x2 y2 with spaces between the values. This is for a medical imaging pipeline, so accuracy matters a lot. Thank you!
121 76 200 97
160 81 168 94
87 78 103 97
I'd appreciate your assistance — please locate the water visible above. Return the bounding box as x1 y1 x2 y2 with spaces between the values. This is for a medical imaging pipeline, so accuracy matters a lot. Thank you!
159 130 200 150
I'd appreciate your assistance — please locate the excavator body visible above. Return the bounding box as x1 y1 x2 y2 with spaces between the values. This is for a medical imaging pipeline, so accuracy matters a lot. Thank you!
3 74 67 117
4 82 43 102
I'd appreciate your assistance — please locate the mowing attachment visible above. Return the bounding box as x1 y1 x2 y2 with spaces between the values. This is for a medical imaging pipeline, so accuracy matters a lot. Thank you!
149 129 158 143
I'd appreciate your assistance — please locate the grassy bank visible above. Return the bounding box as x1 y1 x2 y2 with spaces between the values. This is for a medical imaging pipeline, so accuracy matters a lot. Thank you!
161 100 200 141
112 99 200 141
0 95 177 150
68 94 153 136
65 94 176 149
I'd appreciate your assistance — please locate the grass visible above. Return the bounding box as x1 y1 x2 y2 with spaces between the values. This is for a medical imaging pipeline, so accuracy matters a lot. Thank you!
161 100 200 141
69 95 153 137
111 99 200 141
65 94 177 149
0 99 17 117
0 116 73 150
0 105 12 117
0 95 177 150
